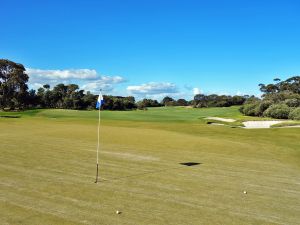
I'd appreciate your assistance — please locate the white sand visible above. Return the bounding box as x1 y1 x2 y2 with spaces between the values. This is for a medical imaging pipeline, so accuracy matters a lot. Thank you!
205 117 298 129
205 117 236 122
242 121 284 129
210 123 225 126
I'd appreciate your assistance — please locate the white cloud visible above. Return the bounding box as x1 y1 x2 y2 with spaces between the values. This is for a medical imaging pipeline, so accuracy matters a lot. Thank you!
81 76 125 92
26 68 98 80
31 83 44 90
193 87 201 95
127 82 178 98
26 68 126 92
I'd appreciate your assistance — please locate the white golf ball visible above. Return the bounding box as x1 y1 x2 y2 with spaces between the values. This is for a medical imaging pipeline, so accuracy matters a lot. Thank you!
243 191 247 194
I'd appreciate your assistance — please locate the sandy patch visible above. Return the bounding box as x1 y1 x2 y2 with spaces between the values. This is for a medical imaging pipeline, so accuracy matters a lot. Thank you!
205 117 236 122
210 123 225 126
243 121 286 129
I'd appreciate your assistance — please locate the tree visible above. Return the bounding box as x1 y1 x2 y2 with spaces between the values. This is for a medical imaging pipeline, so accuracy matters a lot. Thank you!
26 89 39 107
161 96 174 106
43 84 50 90
0 59 29 109
232 95 246 105
82 91 97 109
138 98 161 108
177 98 188 106
1 59 140 111
241 76 300 120
194 94 208 107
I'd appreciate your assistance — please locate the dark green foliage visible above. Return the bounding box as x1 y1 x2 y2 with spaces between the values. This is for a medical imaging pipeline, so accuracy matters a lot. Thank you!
176 98 188 106
102 96 137 111
242 103 260 116
0 59 29 109
0 60 138 111
259 76 300 95
137 98 162 109
284 98 300 107
254 100 273 116
242 76 300 120
263 104 291 119
36 88 137 111
193 94 246 108
288 107 300 120
36 83 86 109
243 96 260 104
161 96 175 106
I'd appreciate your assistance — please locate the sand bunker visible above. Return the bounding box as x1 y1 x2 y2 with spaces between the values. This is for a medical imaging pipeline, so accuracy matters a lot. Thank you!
205 117 236 122
242 121 283 129
205 117 298 129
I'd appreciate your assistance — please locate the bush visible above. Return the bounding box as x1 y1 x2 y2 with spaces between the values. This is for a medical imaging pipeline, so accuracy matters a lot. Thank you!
263 91 299 103
239 105 244 113
284 98 300 107
263 103 291 119
243 96 260 104
241 103 259 116
288 107 300 120
255 100 273 116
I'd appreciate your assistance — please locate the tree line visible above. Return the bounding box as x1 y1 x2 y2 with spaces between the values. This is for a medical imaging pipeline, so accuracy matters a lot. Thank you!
240 76 300 120
1 59 261 111
0 59 137 110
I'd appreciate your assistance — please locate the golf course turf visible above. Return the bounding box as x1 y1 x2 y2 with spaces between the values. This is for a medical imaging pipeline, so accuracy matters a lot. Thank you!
1 106 300 225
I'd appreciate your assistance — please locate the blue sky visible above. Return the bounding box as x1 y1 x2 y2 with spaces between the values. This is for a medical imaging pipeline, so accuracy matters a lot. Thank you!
1 0 300 100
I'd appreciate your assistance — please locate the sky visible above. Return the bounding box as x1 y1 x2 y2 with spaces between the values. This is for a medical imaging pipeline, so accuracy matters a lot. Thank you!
1 0 300 100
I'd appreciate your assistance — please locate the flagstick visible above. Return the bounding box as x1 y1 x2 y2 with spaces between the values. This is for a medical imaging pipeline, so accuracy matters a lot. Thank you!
95 92 101 183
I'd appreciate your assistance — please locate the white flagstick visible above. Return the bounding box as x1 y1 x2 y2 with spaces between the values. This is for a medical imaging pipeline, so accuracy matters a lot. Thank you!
95 90 102 183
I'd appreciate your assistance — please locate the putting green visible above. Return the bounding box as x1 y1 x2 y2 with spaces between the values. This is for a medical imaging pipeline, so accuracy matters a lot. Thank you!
0 107 299 225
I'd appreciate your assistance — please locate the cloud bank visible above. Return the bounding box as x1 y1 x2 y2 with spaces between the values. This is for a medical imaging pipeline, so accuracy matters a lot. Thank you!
26 68 126 92
127 82 179 99
81 76 125 92
26 68 98 80
193 87 201 95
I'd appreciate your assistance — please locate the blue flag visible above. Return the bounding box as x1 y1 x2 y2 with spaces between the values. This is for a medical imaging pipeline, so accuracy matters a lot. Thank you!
96 93 104 109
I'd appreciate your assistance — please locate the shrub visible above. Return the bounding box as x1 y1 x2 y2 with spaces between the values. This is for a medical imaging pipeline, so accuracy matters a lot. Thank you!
242 103 259 116
288 107 300 120
239 105 244 113
244 96 260 104
263 103 291 119
284 98 300 107
264 91 299 103
255 100 273 116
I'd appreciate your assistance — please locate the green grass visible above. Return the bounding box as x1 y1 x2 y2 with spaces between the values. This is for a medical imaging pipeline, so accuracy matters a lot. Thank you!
271 121 300 128
1 107 300 225
1 106 243 122
203 119 245 127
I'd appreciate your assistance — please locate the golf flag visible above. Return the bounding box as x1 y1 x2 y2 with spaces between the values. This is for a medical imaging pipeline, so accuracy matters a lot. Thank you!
95 90 103 183
96 92 104 109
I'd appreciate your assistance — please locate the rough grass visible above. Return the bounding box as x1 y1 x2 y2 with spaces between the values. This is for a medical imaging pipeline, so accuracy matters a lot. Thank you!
204 119 245 127
271 121 300 128
1 107 300 225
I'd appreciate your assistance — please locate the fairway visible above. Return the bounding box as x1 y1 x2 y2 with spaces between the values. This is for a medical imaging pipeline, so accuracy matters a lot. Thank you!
1 107 300 225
